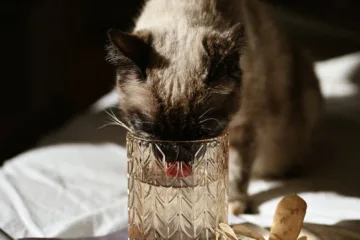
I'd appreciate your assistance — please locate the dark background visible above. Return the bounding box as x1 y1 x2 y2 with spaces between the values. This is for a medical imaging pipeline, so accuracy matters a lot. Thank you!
1 0 360 161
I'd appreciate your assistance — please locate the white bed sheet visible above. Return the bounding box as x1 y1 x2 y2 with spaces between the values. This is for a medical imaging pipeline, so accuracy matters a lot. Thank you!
1 52 360 238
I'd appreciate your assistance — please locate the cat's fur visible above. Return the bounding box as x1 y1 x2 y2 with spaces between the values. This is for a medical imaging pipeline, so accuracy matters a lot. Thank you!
106 0 322 215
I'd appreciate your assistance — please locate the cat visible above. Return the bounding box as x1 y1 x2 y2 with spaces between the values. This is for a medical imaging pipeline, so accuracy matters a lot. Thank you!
106 0 322 215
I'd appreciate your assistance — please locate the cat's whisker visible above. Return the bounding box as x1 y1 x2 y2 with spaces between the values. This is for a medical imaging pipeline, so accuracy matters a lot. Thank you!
104 110 132 132
199 117 223 126
198 108 215 120
200 126 218 132
98 121 124 130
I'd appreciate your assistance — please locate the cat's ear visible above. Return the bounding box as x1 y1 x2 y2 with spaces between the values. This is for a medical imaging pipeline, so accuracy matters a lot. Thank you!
202 23 244 58
202 23 245 83
106 29 152 71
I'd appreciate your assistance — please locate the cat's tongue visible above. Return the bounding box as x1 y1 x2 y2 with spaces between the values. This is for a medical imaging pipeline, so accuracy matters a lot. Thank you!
165 162 192 177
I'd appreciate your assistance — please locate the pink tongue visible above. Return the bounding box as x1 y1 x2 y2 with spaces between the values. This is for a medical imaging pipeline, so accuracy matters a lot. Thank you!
165 162 192 177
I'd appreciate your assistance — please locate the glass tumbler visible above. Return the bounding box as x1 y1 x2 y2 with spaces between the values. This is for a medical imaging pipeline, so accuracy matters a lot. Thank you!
127 133 229 240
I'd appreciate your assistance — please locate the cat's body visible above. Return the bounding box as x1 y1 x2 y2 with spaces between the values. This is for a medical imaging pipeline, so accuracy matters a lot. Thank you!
107 0 322 214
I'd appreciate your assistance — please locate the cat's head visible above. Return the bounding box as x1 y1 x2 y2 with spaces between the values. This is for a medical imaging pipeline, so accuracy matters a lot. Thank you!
106 24 244 141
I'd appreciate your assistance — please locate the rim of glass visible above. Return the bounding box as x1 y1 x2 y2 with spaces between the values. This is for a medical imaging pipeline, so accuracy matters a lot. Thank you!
127 131 229 143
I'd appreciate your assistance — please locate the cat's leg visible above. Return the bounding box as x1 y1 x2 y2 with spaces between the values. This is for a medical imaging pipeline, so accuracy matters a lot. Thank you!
228 122 255 215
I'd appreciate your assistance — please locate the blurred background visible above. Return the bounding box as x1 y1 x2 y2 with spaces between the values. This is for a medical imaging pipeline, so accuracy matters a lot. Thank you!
1 0 360 161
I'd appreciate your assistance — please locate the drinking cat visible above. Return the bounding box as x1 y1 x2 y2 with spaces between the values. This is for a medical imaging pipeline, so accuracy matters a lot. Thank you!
106 0 322 215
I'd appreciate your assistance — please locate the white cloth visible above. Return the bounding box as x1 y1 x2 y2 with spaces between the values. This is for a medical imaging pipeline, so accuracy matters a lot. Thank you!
1 52 360 238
